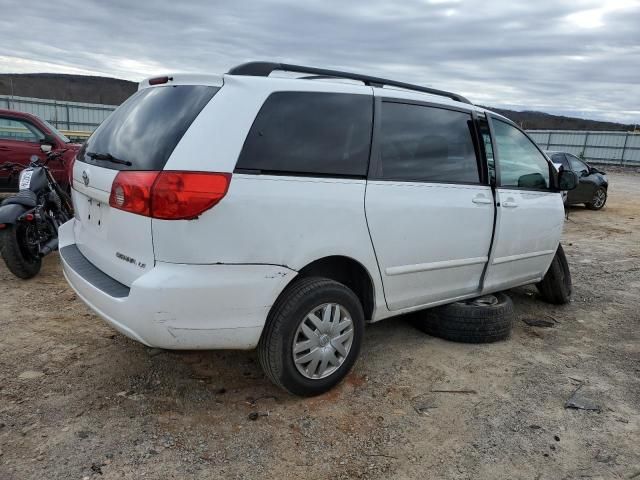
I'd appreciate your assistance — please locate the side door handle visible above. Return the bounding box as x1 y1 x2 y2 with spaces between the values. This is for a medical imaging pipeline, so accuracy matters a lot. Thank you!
502 201 518 208
472 195 492 205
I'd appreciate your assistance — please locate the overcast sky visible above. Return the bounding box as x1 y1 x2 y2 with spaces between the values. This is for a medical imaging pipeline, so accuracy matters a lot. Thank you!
1 0 638 123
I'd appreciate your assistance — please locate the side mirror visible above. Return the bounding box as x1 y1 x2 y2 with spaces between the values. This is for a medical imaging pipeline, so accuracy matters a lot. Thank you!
518 172 547 189
558 169 578 190
40 133 57 146
40 144 52 153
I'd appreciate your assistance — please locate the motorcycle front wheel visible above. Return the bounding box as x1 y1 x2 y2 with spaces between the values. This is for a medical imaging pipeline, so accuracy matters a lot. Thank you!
0 223 42 279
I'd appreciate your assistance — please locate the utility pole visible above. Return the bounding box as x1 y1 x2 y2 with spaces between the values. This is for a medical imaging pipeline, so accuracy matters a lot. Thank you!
9 77 14 109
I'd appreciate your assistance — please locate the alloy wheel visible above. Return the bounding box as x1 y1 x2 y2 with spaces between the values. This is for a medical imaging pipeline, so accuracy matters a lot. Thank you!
592 189 606 208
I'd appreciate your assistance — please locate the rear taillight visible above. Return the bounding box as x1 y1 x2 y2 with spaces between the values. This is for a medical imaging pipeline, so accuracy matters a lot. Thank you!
109 172 158 217
151 172 231 220
109 171 231 220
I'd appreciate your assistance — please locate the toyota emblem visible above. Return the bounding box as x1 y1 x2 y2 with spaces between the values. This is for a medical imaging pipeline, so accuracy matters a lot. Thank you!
82 170 90 187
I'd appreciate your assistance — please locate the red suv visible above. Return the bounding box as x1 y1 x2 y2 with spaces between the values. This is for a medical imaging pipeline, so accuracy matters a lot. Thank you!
0 109 81 192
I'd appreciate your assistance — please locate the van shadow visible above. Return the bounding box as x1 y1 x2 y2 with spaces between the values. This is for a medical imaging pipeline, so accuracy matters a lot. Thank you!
111 311 437 412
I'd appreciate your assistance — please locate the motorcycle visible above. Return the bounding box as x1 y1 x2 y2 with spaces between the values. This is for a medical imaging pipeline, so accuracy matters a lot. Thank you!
0 146 74 279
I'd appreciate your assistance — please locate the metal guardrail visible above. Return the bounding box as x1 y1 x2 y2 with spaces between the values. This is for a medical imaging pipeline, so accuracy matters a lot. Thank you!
59 129 92 140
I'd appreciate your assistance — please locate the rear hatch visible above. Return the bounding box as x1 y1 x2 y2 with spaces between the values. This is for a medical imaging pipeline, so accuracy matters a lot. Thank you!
71 82 219 286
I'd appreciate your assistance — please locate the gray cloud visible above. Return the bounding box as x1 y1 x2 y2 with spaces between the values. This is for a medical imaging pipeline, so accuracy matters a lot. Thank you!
0 0 638 123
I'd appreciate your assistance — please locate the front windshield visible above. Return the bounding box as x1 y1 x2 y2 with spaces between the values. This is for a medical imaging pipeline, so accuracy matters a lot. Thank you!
41 119 70 143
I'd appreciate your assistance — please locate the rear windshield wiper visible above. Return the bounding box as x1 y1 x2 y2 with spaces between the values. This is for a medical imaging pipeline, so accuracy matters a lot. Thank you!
86 151 132 166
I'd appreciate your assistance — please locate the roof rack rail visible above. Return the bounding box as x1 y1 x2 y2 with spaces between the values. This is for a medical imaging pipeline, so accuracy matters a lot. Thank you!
227 61 472 105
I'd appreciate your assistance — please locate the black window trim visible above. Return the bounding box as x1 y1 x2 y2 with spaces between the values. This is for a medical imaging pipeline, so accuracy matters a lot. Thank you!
486 113 558 193
233 168 368 180
367 97 486 186
471 111 491 186
378 96 476 115
0 115 45 144
234 90 374 180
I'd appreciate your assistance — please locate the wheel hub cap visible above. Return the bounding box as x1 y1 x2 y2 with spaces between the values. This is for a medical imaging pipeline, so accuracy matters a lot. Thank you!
292 303 354 380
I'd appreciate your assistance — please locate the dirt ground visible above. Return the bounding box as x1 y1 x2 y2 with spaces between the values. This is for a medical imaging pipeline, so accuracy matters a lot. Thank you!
1 171 638 480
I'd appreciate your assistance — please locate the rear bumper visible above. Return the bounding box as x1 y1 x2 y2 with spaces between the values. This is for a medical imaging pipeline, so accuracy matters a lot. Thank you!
58 219 297 349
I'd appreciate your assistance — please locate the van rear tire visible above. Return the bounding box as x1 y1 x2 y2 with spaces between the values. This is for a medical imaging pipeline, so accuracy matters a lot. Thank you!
258 276 364 396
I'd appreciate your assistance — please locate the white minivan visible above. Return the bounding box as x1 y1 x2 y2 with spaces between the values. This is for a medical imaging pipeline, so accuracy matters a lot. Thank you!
59 62 578 395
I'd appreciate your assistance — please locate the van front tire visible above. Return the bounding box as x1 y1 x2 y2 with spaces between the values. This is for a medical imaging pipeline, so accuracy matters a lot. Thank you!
536 243 572 305
258 276 364 396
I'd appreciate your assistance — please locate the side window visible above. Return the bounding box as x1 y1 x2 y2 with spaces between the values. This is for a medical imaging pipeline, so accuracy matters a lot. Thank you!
551 153 570 170
492 119 550 189
0 117 44 143
237 92 373 177
567 154 588 175
377 102 479 183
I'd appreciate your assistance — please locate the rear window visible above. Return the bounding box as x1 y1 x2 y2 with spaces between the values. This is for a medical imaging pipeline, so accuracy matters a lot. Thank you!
77 85 218 170
236 92 373 177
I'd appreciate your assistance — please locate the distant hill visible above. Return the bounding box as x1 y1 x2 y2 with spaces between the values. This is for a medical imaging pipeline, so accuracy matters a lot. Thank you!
0 73 137 105
0 73 635 131
484 107 635 132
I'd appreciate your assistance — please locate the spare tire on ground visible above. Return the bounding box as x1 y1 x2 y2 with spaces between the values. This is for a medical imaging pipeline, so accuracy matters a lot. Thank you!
414 293 514 344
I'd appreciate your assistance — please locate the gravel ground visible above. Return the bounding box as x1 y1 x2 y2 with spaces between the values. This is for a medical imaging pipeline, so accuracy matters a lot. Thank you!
1 171 639 480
